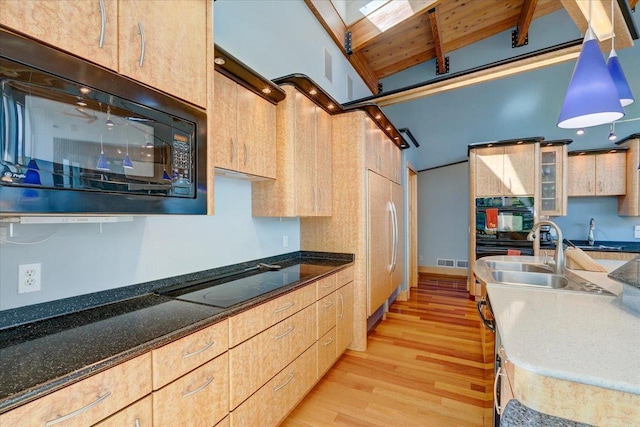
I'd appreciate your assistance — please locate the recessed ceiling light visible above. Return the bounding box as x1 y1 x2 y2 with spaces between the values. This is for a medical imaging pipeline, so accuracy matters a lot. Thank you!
375 114 382 120
262 87 272 94
309 89 318 95
327 104 334 110
214 57 226 65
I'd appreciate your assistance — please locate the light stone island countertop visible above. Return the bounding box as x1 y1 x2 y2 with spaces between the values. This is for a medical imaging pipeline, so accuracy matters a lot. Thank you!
482 256 640 425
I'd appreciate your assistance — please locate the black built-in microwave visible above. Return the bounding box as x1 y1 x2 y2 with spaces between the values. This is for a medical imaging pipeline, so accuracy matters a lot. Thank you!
0 29 207 215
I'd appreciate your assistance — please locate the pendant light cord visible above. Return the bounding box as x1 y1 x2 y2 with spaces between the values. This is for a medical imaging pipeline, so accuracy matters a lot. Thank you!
611 0 615 51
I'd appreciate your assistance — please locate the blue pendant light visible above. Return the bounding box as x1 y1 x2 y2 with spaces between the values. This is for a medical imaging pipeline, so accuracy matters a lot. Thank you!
606 0 634 107
608 50 634 106
557 26 624 129
96 135 110 171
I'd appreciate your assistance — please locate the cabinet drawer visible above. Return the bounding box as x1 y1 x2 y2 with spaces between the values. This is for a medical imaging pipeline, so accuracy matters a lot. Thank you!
0 353 151 427
230 343 318 427
94 395 151 427
337 266 354 287
229 284 316 347
152 319 228 390
152 353 229 427
229 304 317 409
318 328 337 377
317 293 336 339
316 274 337 299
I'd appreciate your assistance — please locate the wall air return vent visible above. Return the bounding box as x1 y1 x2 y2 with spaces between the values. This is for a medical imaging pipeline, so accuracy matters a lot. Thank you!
436 259 455 268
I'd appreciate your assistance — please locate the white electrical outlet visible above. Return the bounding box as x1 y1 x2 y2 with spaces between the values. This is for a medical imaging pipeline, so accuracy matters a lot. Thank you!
18 263 41 294
635 225 640 239
282 235 289 248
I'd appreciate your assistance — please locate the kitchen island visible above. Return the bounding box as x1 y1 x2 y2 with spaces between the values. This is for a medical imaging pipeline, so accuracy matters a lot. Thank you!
484 256 640 425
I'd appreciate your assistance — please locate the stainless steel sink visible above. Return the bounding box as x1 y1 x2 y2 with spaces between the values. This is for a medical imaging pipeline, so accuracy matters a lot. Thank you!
485 261 553 274
491 270 568 289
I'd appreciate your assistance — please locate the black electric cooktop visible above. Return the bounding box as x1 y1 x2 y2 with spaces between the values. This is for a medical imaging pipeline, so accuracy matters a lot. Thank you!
159 263 334 309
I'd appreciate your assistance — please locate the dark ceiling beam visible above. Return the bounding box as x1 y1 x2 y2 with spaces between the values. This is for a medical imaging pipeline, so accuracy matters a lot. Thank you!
304 0 379 93
428 7 446 73
516 0 538 46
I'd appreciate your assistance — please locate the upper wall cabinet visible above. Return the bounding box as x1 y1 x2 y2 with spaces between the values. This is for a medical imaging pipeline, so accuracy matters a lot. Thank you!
617 135 640 216
567 150 626 197
365 119 402 184
252 85 332 216
0 0 118 70
0 0 206 108
540 142 569 217
213 72 276 179
118 0 206 108
471 143 537 197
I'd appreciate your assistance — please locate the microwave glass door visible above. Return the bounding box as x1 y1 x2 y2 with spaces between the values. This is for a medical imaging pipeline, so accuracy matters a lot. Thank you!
0 58 196 198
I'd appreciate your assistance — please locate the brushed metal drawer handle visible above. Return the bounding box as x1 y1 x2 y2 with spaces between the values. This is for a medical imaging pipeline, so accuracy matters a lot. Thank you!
98 0 106 48
322 337 334 346
137 22 145 67
322 301 334 308
182 341 215 359
273 371 295 392
182 376 214 398
273 302 295 314
45 391 111 426
338 293 344 319
135 419 141 427
274 325 295 340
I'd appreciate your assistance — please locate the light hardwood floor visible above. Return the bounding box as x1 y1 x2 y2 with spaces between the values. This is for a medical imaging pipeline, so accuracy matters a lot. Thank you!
283 275 494 427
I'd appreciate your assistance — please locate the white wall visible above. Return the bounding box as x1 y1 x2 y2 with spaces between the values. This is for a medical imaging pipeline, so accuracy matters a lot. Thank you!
0 0 373 313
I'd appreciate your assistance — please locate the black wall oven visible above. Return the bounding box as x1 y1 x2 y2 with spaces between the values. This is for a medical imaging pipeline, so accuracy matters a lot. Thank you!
0 29 207 215
475 197 535 258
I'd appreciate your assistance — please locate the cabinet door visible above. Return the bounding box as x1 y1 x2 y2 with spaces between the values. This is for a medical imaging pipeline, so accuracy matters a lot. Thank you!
153 354 229 427
391 181 404 291
315 107 333 216
504 144 535 196
474 146 505 196
540 146 567 216
213 72 239 171
238 89 276 178
568 155 596 196
367 171 391 317
118 0 206 107
0 0 118 70
294 92 317 215
618 138 640 216
336 281 354 354
365 120 383 174
596 152 626 195
94 395 152 427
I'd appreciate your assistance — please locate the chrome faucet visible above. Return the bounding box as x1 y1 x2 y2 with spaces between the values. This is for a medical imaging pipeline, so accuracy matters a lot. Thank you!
588 218 595 246
527 220 564 275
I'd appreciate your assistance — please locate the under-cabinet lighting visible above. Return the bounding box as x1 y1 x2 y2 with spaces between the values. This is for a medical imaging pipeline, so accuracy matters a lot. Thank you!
309 89 318 95
214 57 226 65
261 87 272 94
327 104 335 110
79 87 91 95
0 216 134 224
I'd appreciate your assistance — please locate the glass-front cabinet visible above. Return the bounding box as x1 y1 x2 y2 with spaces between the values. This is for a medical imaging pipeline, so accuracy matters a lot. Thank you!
540 141 570 217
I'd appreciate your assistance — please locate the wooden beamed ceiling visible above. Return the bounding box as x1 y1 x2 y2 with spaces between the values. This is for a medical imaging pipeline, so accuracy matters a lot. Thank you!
306 0 635 95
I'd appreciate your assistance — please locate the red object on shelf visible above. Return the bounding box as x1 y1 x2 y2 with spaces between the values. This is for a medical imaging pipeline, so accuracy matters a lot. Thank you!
485 208 498 230
507 249 521 255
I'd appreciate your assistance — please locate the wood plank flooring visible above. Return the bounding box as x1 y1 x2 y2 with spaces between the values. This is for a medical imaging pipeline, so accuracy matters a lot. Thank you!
282 274 495 427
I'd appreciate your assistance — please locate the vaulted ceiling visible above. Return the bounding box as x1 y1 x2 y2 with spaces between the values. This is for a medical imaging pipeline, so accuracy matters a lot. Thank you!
306 0 638 94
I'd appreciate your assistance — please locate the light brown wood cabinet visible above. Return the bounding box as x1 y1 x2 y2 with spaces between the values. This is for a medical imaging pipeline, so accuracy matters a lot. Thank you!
301 111 404 351
252 86 332 216
472 144 536 197
152 353 229 427
540 145 568 216
568 151 626 196
230 344 318 427
617 136 640 215
367 170 404 317
366 121 402 184
0 354 151 426
213 71 277 179
152 319 229 390
336 280 355 355
0 0 119 71
0 0 207 107
94 395 152 427
229 304 317 409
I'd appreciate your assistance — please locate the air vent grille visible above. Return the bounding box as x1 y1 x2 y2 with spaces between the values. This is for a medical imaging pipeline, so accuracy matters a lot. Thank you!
436 259 455 267
456 260 469 268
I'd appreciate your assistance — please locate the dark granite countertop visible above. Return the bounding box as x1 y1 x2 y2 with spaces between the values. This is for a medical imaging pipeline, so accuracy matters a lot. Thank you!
608 255 640 289
566 240 640 253
0 251 354 414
